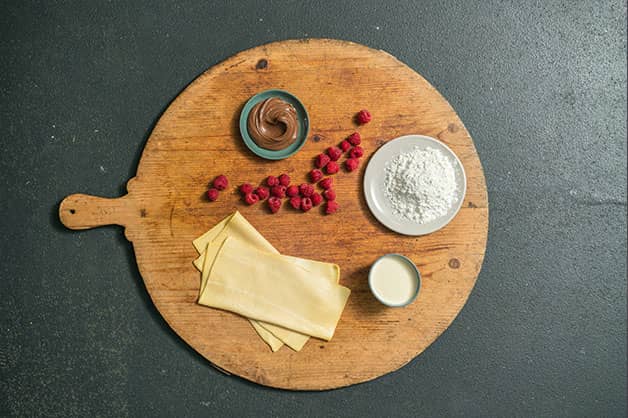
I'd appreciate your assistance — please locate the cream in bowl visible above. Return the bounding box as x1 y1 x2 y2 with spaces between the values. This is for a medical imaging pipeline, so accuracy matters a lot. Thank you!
368 254 420 307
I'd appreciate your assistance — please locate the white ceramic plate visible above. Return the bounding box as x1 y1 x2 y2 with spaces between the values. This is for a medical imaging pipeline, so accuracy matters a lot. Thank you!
363 134 467 236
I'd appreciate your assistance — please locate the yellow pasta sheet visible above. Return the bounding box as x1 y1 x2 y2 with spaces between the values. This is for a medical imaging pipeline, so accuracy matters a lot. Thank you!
193 212 340 351
193 212 281 351
199 236 350 341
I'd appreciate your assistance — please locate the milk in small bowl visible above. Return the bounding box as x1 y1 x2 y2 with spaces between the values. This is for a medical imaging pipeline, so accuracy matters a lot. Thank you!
369 254 421 307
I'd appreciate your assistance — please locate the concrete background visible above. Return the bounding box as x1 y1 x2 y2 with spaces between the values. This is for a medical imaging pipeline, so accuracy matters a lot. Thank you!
1 1 626 417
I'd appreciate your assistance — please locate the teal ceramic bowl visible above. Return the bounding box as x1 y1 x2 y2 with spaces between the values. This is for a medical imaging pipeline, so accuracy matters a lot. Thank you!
239 89 309 160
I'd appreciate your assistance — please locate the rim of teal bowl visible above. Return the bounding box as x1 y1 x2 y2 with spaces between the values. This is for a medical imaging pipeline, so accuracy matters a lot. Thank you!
239 89 309 160
368 254 422 307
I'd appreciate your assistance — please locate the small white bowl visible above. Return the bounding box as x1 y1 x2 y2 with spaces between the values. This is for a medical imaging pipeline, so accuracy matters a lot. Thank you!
363 134 467 236
368 254 421 307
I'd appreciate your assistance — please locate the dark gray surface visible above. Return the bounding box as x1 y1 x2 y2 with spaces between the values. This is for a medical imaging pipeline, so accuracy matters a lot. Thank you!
1 1 626 417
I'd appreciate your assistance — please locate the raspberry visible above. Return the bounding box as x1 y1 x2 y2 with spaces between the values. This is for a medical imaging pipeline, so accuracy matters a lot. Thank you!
206 188 219 201
319 177 333 189
266 175 279 187
286 185 300 197
239 183 254 195
309 169 323 183
356 109 371 125
278 173 291 187
326 146 342 161
268 196 282 213
213 175 228 191
325 200 339 214
299 183 314 197
315 153 331 169
325 161 339 174
254 186 269 200
347 132 361 146
311 192 323 206
350 146 364 159
345 158 360 172
289 196 302 210
323 189 336 201
300 197 313 212
244 193 259 205
339 140 351 152
271 185 286 198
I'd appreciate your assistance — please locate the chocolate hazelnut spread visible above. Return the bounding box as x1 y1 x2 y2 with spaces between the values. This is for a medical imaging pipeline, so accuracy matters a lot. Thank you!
247 97 298 150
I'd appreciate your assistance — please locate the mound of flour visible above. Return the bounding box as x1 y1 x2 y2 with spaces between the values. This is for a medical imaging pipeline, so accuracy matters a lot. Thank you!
384 147 458 224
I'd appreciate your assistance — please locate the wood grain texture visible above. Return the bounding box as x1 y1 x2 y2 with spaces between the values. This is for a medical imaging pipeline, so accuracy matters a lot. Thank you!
59 39 488 390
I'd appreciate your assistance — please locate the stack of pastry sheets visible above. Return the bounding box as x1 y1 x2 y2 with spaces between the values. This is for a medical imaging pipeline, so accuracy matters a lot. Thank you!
192 212 351 352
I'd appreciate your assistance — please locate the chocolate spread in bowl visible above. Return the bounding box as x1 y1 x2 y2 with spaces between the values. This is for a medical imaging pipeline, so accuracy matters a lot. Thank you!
247 97 298 150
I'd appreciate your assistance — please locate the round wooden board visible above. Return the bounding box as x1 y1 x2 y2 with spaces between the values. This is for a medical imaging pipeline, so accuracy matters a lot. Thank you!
59 39 488 390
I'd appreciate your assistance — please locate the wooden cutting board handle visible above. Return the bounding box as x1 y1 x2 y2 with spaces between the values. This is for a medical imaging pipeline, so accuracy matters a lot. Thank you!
59 192 135 230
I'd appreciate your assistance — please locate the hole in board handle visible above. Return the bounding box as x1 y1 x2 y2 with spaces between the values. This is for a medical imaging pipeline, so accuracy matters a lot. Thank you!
69 209 76 214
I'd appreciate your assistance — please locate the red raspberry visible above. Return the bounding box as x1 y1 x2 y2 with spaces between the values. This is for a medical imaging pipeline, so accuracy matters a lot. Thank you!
309 169 323 183
339 140 351 152
323 189 336 201
311 192 323 206
319 177 333 189
268 196 282 213
213 175 228 191
350 146 364 159
356 109 371 125
347 132 361 146
345 158 360 172
299 183 314 197
315 153 331 169
244 193 259 205
254 186 269 200
289 196 302 210
300 197 313 212
278 173 291 187
266 175 279 187
325 161 339 174
326 146 342 161
271 185 286 198
325 200 339 214
239 183 254 195
206 188 219 201
286 185 300 197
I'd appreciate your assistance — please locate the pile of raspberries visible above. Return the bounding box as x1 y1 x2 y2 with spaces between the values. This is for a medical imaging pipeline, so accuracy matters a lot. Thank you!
238 173 338 214
206 109 371 216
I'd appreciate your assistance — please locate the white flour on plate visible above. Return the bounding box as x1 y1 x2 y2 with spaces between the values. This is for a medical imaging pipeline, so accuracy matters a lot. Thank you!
384 147 458 224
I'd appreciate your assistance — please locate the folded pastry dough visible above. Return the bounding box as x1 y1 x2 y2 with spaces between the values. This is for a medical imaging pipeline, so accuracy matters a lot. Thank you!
193 212 283 351
193 212 340 351
199 236 350 341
